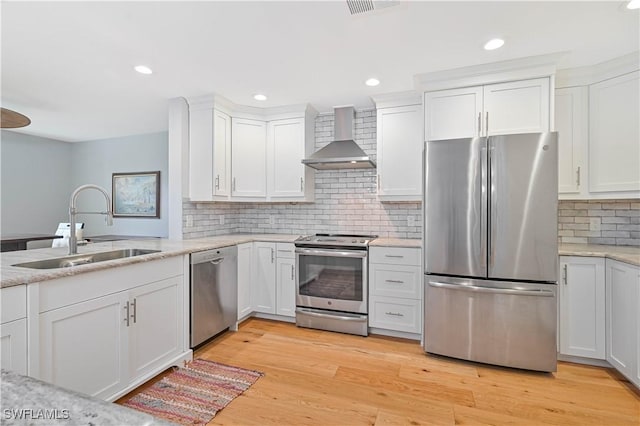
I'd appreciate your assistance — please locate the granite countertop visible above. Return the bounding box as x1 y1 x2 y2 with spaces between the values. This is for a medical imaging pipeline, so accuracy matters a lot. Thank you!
0 369 175 426
0 234 300 288
559 243 640 267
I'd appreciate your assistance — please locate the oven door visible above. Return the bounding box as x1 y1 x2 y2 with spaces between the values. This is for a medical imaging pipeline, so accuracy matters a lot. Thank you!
295 247 367 314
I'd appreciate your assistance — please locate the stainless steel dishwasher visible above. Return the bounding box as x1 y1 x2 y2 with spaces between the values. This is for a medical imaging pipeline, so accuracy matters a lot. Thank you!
190 246 237 348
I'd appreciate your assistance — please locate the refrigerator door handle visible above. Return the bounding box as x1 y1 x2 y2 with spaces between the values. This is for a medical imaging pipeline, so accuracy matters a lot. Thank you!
480 141 488 270
488 137 496 269
428 280 555 297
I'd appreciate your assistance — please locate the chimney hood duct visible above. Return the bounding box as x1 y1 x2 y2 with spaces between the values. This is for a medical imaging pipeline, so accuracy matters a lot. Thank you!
302 106 376 170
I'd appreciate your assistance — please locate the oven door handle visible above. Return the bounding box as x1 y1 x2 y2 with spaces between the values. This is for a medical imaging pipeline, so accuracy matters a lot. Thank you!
295 248 367 258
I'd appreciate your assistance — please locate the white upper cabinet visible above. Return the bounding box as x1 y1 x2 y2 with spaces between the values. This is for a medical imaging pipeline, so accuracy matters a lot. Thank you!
213 110 232 197
232 118 267 198
555 87 587 196
376 102 423 201
589 71 640 195
425 86 483 140
484 78 550 135
267 117 315 201
424 78 550 141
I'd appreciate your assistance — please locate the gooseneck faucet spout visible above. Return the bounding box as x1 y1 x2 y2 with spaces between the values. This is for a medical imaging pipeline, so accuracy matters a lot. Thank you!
69 184 113 255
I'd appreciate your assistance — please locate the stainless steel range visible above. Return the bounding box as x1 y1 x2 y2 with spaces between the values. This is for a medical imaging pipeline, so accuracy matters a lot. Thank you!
294 233 377 336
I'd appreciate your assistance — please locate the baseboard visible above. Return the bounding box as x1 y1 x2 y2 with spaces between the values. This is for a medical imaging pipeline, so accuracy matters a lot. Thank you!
557 353 611 368
252 312 296 323
369 327 421 341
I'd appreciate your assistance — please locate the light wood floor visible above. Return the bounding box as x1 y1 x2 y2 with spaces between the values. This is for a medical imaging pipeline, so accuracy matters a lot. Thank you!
123 318 640 425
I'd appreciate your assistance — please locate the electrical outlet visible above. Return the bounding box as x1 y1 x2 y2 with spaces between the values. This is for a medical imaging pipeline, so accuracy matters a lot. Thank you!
407 216 415 227
219 214 224 225
186 215 193 227
590 217 601 232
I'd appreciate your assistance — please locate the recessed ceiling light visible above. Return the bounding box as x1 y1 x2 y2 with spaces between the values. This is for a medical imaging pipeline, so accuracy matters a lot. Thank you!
254 94 267 101
627 0 640 9
365 78 380 87
484 38 505 51
134 65 153 75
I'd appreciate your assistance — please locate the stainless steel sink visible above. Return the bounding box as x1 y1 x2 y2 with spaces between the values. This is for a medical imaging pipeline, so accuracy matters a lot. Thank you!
11 249 161 269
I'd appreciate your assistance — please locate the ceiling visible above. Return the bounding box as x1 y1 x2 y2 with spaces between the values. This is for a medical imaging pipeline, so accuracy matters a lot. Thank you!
1 1 638 143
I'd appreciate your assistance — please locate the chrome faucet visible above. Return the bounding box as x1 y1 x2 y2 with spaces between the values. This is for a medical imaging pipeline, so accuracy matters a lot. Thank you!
68 184 114 255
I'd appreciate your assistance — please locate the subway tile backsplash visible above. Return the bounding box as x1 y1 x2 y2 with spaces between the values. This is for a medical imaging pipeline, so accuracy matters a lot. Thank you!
558 200 640 246
182 109 422 239
181 109 639 246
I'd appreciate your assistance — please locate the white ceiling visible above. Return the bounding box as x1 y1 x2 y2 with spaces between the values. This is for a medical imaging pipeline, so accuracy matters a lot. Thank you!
2 1 638 142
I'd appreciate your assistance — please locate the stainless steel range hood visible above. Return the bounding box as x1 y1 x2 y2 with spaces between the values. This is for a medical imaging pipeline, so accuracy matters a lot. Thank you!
302 106 376 170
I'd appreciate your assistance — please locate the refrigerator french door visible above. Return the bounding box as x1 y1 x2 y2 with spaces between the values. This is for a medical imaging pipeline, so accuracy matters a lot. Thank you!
424 132 558 372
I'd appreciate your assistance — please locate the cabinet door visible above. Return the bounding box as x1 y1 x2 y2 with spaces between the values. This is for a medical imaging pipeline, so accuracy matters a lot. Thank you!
589 71 640 194
0 318 27 375
128 277 183 380
268 118 305 199
484 78 550 135
559 257 605 359
606 259 638 381
253 242 276 314
39 292 129 399
425 86 483 140
213 110 231 197
237 242 253 320
276 257 296 317
555 87 587 195
188 106 214 201
232 118 267 197
377 105 423 200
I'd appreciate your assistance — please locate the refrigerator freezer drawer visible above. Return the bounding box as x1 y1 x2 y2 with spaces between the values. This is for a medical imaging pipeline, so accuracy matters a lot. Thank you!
424 275 557 372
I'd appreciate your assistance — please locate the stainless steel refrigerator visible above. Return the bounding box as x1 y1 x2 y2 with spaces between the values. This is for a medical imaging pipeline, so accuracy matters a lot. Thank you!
423 132 558 372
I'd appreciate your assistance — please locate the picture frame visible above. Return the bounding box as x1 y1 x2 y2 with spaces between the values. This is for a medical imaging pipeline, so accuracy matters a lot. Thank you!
112 171 160 218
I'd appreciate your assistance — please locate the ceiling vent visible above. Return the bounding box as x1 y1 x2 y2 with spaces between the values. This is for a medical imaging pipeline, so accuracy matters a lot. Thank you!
346 0 400 15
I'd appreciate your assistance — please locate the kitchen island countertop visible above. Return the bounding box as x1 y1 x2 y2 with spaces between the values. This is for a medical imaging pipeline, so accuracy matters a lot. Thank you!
370 238 421 248
0 369 175 426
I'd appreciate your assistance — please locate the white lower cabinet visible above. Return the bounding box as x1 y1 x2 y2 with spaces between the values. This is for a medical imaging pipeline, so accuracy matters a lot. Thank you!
368 246 421 335
1 285 28 375
248 242 296 319
36 256 189 401
237 242 254 320
606 258 640 388
558 256 605 359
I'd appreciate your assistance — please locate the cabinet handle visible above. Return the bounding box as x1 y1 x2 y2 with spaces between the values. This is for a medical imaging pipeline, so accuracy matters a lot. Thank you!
576 167 581 187
233 177 236 192
300 177 304 192
385 311 404 317
131 298 137 324
215 175 220 190
477 112 481 136
563 264 568 285
385 279 405 284
123 301 130 327
271 248 274 263
385 255 404 258
291 265 295 280
485 112 489 135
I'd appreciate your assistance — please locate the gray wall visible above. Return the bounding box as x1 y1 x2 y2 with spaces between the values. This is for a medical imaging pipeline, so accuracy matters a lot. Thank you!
71 132 168 237
1 131 73 247
1 130 169 247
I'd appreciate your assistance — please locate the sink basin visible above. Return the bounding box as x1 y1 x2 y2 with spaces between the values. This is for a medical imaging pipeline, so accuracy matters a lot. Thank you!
11 249 161 269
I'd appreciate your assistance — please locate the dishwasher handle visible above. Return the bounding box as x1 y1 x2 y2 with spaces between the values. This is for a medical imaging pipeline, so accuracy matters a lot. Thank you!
209 258 224 265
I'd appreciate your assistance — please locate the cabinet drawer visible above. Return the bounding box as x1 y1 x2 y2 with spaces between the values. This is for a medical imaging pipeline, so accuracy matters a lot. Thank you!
370 265 421 299
369 296 421 334
1 285 27 323
370 247 420 266
276 243 295 259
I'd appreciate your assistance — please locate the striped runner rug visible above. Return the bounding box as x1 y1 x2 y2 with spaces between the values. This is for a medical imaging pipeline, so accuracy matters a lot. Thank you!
122 359 263 425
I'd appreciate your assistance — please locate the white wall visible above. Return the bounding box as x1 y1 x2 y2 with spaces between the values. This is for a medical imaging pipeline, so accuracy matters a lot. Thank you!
71 132 169 238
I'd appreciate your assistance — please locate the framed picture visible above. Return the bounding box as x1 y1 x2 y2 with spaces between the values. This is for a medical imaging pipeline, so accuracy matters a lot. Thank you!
112 171 160 218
